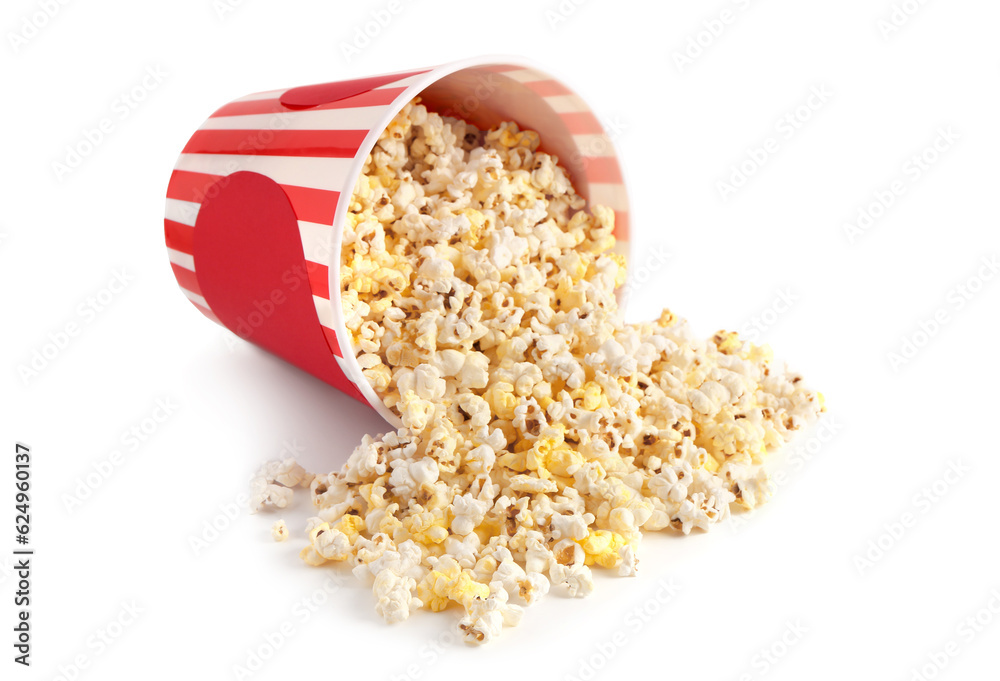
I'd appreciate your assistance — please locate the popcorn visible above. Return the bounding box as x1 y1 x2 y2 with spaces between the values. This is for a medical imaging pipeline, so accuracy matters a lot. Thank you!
373 570 420 624
271 520 289 542
254 99 824 644
550 563 596 598
249 458 314 512
451 493 490 536
458 586 523 645
618 545 638 578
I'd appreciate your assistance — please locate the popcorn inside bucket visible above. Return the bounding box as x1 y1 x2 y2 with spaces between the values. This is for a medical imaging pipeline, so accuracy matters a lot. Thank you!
248 92 824 644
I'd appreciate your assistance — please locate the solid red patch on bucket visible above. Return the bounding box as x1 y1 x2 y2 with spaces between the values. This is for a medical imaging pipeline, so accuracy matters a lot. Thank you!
279 69 430 109
192 171 361 398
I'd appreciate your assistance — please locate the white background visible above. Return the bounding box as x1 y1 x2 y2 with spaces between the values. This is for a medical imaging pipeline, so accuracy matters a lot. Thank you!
3 0 999 679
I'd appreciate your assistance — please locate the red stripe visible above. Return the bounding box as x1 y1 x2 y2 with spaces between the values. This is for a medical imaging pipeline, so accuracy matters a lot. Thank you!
171 263 203 297
614 211 630 242
182 129 368 158
210 87 409 118
191 301 222 325
164 219 194 254
321 325 343 358
281 185 340 225
524 80 573 96
582 156 623 184
166 170 222 203
170 178 339 228
561 112 604 135
306 261 330 299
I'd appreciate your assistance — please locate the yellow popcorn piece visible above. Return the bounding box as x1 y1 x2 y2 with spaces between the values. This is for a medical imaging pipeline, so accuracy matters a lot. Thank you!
299 545 327 567
545 446 585 478
657 309 677 327
526 434 561 479
416 560 489 612
417 563 461 612
333 514 364 543
497 448 528 473
513 439 534 454
448 572 490 608
359 480 388 509
554 276 586 311
403 510 449 545
713 330 742 355
461 208 485 246
580 382 607 411
609 252 628 288
577 530 627 569
484 382 518 421
496 124 539 150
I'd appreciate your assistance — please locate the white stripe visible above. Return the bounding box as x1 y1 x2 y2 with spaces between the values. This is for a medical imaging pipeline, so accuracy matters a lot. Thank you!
587 183 629 212
233 88 286 102
174 154 353 191
200 105 389 131
498 68 547 83
165 198 200 227
545 95 589 113
298 220 334 263
313 295 335 328
374 72 426 90
572 133 617 157
181 288 209 308
335 353 361 380
167 248 195 270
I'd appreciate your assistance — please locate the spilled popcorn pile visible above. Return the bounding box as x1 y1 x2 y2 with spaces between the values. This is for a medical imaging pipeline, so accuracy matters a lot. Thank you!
250 99 824 643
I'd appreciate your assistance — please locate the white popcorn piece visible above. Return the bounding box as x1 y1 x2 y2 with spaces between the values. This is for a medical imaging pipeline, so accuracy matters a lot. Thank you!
617 545 638 577
550 563 596 598
508 475 558 494
458 352 490 389
515 571 550 606
550 512 593 542
458 586 522 645
413 364 447 400
451 493 490 536
271 520 289 542
445 533 482 568
249 457 315 512
373 569 421 624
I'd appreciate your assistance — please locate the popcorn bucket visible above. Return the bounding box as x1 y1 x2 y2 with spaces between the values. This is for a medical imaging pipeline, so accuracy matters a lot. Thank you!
163 55 631 425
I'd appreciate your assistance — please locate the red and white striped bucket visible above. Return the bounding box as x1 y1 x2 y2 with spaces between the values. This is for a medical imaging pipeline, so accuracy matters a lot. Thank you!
164 55 631 425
